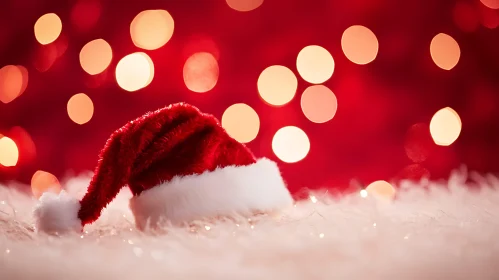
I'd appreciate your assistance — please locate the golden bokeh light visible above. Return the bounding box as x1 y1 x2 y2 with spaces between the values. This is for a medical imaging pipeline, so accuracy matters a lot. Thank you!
0 137 19 167
226 0 264 11
430 107 462 146
79 39 113 75
257 65 297 106
296 45 335 84
183 52 219 93
481 0 499 9
365 180 396 200
341 25 379 65
430 33 461 70
272 126 310 163
34 13 62 45
67 93 94 125
115 52 155 92
301 85 338 123
0 65 28 104
221 103 260 143
31 170 61 199
130 10 174 50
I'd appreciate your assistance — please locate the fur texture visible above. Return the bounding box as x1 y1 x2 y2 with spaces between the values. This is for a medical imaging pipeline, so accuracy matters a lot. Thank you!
33 191 82 234
130 158 294 229
1 170 499 280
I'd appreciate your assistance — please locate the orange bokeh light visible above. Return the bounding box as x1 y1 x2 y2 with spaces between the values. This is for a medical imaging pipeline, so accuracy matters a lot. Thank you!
341 25 379 65
257 65 297 106
301 85 338 123
183 52 219 93
130 10 174 50
480 0 499 9
365 180 396 200
31 170 61 199
296 45 335 84
67 93 94 125
34 13 62 45
430 33 461 70
0 65 28 104
0 136 19 167
226 0 264 11
272 126 310 163
115 52 155 92
221 103 260 143
430 107 462 146
80 39 113 75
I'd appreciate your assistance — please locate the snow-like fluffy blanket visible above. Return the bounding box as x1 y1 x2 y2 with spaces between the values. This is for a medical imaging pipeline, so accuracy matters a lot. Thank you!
1 170 499 280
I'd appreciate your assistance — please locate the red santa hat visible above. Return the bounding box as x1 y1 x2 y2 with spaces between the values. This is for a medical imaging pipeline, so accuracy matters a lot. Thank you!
34 103 294 233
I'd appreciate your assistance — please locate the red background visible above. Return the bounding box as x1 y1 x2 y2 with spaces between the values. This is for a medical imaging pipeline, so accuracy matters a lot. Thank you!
1 0 498 194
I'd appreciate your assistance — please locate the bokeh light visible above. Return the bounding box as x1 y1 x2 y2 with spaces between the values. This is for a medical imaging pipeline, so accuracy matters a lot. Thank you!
365 180 396 200
296 45 335 84
221 103 260 143
257 65 297 106
272 126 310 163
480 0 499 9
130 10 174 50
430 107 462 146
34 13 62 45
430 33 461 70
183 52 219 93
0 65 28 104
67 93 94 125
300 85 338 123
0 137 19 167
31 170 61 199
404 123 433 163
79 39 113 75
115 52 154 92
341 25 379 65
226 0 264 11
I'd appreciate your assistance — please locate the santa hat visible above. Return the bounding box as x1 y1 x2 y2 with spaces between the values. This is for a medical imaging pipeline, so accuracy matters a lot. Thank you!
33 103 294 233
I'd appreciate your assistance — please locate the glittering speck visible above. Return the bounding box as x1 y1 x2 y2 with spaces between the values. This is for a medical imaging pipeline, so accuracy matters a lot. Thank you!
250 225 254 229
5 249 10 254
80 235 84 239
360 190 368 198
319 233 325 238
235 224 240 227
205 225 211 231
373 223 377 227
0 201 5 205
404 235 410 240
128 239 134 245
310 195 318 203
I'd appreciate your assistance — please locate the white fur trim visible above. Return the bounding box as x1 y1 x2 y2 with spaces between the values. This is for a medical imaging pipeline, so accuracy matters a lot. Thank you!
129 158 294 228
33 191 82 234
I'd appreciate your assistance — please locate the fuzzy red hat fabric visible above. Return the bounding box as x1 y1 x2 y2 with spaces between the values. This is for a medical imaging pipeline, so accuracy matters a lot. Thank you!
33 103 294 233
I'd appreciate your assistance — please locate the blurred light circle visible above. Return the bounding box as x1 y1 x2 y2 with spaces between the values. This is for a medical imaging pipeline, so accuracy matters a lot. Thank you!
226 0 264 11
221 103 260 143
296 45 335 84
79 39 113 75
31 170 61 199
301 85 338 123
430 33 460 70
481 0 499 9
404 123 433 163
115 52 154 92
0 65 28 104
34 13 62 45
130 10 174 50
183 52 219 93
365 180 396 200
341 25 379 65
257 65 297 106
67 93 94 125
430 107 462 146
480 5 499 28
272 126 310 163
0 137 19 167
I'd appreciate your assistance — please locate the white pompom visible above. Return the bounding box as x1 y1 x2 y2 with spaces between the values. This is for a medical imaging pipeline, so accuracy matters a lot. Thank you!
33 191 82 234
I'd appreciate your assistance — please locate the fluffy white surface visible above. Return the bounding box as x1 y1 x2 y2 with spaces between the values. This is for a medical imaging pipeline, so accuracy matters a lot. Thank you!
1 170 499 280
33 191 82 234
130 158 294 229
